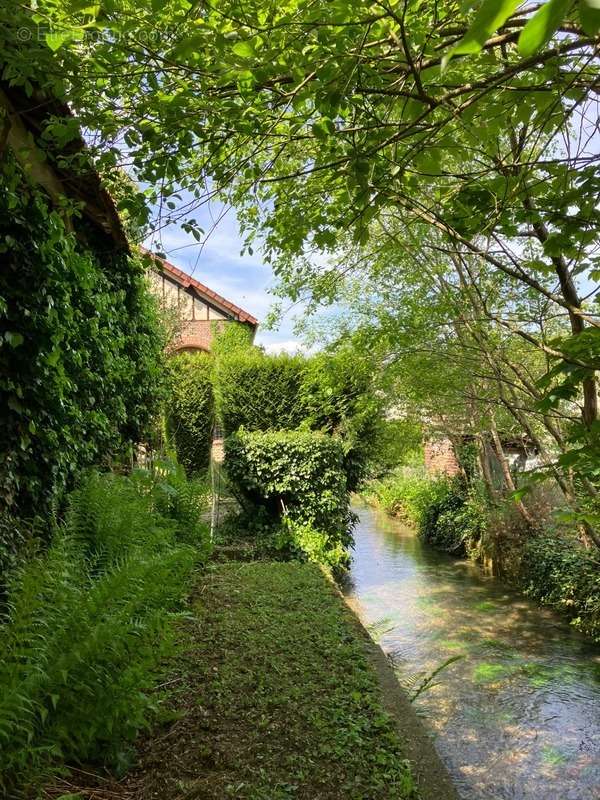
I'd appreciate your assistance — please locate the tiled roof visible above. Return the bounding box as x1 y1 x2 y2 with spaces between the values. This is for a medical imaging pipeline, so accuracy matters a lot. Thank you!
142 248 258 326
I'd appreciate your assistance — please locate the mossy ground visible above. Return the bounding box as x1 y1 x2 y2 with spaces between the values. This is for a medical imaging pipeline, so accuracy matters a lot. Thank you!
108 561 417 800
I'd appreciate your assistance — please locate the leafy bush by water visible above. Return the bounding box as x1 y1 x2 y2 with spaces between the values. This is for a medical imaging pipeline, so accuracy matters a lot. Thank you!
365 472 430 523
418 478 486 556
521 534 600 641
225 429 354 568
366 473 485 556
0 469 208 794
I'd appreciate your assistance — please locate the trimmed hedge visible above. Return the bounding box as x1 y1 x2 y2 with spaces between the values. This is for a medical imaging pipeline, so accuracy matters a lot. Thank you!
215 348 381 490
166 352 215 475
225 429 354 566
215 351 306 436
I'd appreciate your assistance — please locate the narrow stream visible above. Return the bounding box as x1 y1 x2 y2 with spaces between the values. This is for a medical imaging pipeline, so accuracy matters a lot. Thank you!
343 504 600 800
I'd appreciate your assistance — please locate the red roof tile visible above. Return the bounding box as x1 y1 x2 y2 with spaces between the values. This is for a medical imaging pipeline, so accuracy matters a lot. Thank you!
142 248 258 326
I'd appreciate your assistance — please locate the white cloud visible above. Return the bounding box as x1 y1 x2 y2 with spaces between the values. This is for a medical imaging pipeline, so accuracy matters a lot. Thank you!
262 339 316 355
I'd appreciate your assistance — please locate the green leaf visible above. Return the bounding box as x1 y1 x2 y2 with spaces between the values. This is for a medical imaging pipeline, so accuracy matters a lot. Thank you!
232 40 255 58
172 34 205 59
518 0 570 57
311 117 335 140
5 331 24 347
8 396 24 414
442 0 520 68
45 30 76 52
579 0 600 35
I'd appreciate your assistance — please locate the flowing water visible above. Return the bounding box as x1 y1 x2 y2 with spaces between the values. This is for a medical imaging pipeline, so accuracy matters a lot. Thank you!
342 504 600 800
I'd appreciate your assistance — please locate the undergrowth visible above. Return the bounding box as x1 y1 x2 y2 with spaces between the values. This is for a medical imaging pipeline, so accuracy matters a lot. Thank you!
365 473 485 556
522 533 600 641
0 466 210 796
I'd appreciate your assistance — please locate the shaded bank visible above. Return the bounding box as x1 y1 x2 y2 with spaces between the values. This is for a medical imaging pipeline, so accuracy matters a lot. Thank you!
363 476 600 641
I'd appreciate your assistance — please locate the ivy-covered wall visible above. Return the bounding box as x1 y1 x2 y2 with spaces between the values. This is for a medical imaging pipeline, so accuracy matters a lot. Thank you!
0 153 166 520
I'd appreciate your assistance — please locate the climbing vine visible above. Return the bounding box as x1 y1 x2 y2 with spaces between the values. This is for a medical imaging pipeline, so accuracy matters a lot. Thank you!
0 154 166 519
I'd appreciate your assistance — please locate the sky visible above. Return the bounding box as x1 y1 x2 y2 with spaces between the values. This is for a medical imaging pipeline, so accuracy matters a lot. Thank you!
144 201 308 354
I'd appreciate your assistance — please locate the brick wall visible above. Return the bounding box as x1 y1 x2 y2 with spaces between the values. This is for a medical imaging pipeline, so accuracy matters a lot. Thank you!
170 320 226 353
423 437 461 477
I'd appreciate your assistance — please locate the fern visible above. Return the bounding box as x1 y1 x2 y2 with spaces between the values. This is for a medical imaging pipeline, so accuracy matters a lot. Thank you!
0 468 207 796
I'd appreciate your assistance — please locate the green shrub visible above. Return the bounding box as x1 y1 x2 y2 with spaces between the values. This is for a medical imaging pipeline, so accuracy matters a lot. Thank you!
415 478 485 555
271 517 350 569
521 534 600 641
215 350 306 436
366 473 486 556
166 352 215 475
215 347 382 489
1 154 166 521
365 472 430 523
0 470 207 794
225 429 353 567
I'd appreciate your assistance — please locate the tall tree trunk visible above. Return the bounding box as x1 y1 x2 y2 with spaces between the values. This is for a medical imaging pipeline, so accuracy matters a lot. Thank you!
476 432 499 502
489 420 535 528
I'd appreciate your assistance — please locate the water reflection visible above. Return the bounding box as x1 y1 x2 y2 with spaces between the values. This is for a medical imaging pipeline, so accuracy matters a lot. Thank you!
343 504 600 800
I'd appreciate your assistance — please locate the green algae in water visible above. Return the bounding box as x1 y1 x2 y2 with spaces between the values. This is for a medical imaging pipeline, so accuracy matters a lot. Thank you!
438 639 468 652
472 663 511 683
520 661 587 688
472 600 499 613
540 745 568 767
479 637 515 653
520 662 553 687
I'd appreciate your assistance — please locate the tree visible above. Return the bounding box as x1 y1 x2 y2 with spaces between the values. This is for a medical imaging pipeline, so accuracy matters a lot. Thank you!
2 1 598 538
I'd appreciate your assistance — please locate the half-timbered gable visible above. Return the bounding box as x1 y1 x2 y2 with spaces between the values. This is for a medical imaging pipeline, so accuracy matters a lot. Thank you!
145 251 258 352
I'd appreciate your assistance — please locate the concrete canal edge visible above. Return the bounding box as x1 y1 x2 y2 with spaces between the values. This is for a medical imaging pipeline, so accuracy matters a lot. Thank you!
340 588 460 800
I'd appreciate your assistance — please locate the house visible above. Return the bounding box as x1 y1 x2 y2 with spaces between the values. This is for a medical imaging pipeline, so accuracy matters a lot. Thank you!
424 433 541 481
144 250 258 353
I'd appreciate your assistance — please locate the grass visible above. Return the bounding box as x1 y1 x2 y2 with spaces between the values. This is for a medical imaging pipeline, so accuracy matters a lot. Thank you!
119 561 417 800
